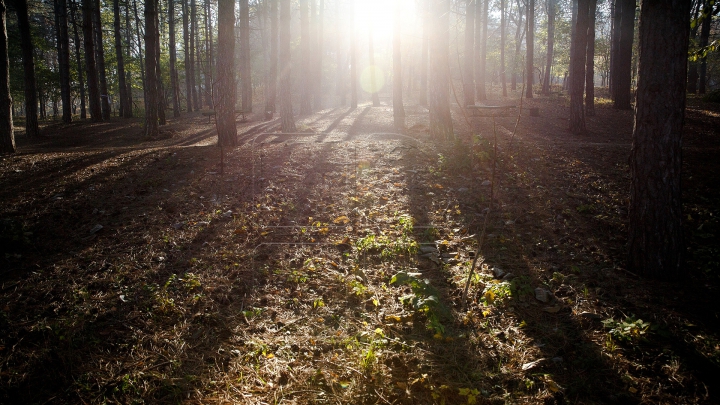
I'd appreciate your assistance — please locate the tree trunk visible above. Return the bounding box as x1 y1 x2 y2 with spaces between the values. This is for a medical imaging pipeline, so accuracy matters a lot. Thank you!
500 0 507 97
463 0 474 106
144 0 159 137
53 0 72 122
393 0 404 127
350 0 357 109
168 0 181 117
132 0 146 113
428 0 453 140
204 0 213 107
314 0 323 110
240 0 252 112
0 0 14 153
216 0 237 146
628 0 690 279
266 0 277 113
569 0 589 134
335 0 345 106
114 0 130 118
369 27 380 106
154 6 166 125
183 0 192 111
299 0 311 114
526 0 534 98
16 0 40 135
92 0 110 119
609 0 620 96
475 0 487 100
70 0 86 119
419 0 429 105
190 0 199 110
585 0 596 116
613 0 634 110
698 1 712 94
542 0 554 95
511 0 523 91
686 0 701 94
279 0 296 131
83 0 102 121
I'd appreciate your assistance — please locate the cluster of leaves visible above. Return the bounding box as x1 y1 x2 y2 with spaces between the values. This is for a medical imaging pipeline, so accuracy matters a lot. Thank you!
602 316 651 342
390 271 448 335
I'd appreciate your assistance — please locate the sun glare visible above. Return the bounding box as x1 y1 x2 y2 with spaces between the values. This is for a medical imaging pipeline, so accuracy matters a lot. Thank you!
354 0 416 41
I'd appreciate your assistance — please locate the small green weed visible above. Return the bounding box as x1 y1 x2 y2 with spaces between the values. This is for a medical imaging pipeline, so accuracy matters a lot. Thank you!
390 271 448 335
602 316 650 342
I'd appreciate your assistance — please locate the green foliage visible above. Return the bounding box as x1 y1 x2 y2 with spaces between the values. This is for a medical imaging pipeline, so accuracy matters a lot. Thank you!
602 316 650 342
390 271 448 334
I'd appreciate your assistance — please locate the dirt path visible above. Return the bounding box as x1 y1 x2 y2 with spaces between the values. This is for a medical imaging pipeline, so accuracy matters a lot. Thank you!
1 98 719 404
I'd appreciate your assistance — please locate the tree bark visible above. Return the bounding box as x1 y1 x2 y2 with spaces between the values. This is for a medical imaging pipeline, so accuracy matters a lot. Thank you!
500 0 507 97
628 0 690 279
204 0 213 107
609 0 620 96
511 0 524 91
314 0 323 110
183 0 192 111
83 0 102 121
0 0 14 153
114 0 131 118
585 0 596 116
428 0 453 140
132 0 146 113
299 0 311 114
475 0 487 100
240 0 252 112
93 0 110 119
16 0 40 135
279 0 296 131
542 0 555 95
419 0 429 105
393 0 405 126
144 0 159 137
334 0 345 106
266 0 277 113
154 6 166 125
613 0 634 110
569 0 589 134
53 0 72 122
526 0 534 98
70 0 86 119
698 1 712 94
463 0 475 106
168 0 181 117
216 0 237 146
190 0 199 110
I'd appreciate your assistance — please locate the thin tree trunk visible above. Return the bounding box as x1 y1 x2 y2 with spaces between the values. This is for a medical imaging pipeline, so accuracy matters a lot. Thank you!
569 0 589 134
610 0 620 96
266 0 277 113
335 0 345 106
168 0 180 117
475 0 487 100
500 0 507 96
204 0 212 106
542 0 554 95
0 0 14 153
54 0 72 122
511 0 523 91
314 0 323 110
190 0 199 110
132 0 147 113
350 0 357 109
16 0 40 135
419 0 429 105
183 0 192 111
114 0 130 117
154 6 166 125
613 0 634 110
83 0 102 121
585 0 596 116
393 0 405 127
279 0 295 131
240 0 251 112
369 26 380 106
299 0 311 113
463 0 475 106
526 0 534 98
144 0 159 137
217 0 237 146
93 0 110 119
698 1 712 94
628 0 690 279
70 0 86 119
428 0 453 140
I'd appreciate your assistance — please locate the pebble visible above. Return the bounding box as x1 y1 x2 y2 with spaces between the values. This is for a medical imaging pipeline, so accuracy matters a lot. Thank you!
535 288 552 303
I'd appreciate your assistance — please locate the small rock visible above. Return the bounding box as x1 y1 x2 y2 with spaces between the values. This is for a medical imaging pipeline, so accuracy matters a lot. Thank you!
481 180 491 186
502 272 515 281
172 222 186 230
458 187 468 193
89 224 103 234
222 210 233 218
419 246 438 254
492 267 505 278
535 288 552 303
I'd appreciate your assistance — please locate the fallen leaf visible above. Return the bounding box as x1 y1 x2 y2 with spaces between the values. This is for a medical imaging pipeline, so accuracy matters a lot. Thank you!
521 358 547 371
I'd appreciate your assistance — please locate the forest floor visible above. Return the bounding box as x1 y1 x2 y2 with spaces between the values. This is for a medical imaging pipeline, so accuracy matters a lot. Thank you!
1 91 719 405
